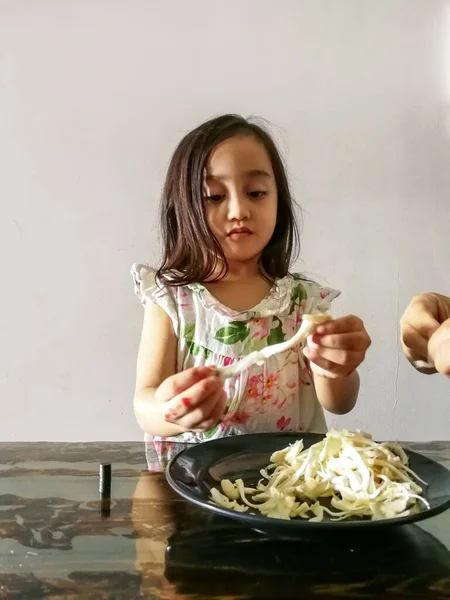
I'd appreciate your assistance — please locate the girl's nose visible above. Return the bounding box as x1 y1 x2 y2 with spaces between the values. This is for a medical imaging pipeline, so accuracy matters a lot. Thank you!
227 191 250 221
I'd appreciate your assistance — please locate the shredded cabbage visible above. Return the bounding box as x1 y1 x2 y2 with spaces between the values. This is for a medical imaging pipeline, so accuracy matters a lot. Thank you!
210 430 430 521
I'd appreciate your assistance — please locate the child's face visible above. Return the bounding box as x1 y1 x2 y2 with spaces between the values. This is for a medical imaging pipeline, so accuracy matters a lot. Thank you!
203 135 278 268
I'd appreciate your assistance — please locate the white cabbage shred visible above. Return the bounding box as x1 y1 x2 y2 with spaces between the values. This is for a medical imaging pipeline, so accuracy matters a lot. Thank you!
210 430 430 521
218 313 332 380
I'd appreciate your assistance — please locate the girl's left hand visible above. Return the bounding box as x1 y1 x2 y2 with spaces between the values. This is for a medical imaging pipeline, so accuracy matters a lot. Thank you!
303 315 371 379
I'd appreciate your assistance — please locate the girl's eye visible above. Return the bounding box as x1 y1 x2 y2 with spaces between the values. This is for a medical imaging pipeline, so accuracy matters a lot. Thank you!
204 194 225 203
248 191 267 199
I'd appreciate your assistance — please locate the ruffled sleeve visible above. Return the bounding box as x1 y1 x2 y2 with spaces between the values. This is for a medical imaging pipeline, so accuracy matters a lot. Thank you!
306 282 340 313
130 264 179 335
291 276 341 315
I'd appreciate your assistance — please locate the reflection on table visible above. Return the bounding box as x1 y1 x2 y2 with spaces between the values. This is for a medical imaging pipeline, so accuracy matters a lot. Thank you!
0 439 450 598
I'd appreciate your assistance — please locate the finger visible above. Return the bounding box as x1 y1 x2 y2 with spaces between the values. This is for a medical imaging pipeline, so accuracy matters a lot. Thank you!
310 332 369 351
179 388 226 430
429 320 450 375
401 311 440 343
303 348 353 377
401 323 431 362
162 376 223 421
315 315 363 335
405 293 443 323
163 384 219 425
306 344 364 367
193 391 228 432
156 366 218 403
434 340 450 377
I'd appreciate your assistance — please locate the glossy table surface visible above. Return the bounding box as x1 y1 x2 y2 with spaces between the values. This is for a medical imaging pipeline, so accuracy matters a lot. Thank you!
1 439 450 599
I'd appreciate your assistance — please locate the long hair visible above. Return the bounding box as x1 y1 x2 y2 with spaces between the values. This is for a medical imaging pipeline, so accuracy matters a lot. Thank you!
156 114 300 285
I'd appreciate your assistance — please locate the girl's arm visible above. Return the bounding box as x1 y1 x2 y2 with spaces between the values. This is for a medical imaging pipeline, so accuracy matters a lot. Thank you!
134 303 187 437
312 370 359 415
303 315 371 415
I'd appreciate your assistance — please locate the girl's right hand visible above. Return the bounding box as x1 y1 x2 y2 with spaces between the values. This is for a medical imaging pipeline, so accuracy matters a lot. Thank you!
155 366 227 432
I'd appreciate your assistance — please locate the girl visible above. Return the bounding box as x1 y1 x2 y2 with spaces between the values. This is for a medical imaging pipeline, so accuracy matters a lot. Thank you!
132 114 371 443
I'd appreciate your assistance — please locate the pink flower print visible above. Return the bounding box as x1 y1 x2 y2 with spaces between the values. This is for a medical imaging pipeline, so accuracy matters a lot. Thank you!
246 374 263 400
272 391 295 410
223 356 234 367
288 349 299 365
233 410 251 425
261 391 273 408
264 373 279 390
251 318 270 340
246 386 259 400
276 416 292 431
247 390 272 415
220 410 251 431
285 312 303 334
178 290 192 308
261 391 271 403
274 396 286 410
320 288 331 299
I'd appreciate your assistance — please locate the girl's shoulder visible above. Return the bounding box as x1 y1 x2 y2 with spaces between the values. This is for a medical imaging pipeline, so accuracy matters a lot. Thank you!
131 264 190 335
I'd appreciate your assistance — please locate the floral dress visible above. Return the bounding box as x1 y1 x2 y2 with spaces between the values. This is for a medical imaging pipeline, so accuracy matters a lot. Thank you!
131 264 340 444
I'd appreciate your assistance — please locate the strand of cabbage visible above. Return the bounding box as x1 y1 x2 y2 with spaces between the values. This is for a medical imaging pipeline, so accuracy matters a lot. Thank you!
218 313 331 380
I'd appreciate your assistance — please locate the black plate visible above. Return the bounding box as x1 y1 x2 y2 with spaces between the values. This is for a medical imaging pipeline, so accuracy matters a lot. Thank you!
166 432 450 533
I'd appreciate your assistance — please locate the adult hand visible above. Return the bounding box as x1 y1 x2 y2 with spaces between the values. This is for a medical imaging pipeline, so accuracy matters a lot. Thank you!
400 293 450 376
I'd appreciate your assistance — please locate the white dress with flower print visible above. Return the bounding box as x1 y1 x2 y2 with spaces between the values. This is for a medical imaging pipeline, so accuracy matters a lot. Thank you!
131 265 340 444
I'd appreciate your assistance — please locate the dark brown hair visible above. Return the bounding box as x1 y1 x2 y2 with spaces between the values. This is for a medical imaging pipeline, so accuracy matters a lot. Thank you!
156 114 300 286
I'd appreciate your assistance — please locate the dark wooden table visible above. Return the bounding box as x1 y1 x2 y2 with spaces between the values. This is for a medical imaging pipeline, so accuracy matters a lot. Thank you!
1 440 450 599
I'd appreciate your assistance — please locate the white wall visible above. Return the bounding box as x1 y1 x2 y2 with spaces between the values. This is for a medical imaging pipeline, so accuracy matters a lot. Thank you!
1 0 449 441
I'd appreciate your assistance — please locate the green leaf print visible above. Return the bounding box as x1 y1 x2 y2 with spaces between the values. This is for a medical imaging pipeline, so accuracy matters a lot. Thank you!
267 317 285 345
241 336 266 355
204 424 220 439
292 283 307 302
215 321 250 345
186 340 212 359
182 323 211 358
182 323 196 341
289 282 308 314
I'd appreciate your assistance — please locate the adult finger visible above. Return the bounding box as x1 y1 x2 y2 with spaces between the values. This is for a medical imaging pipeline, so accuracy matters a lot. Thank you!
400 310 440 344
401 323 431 362
429 320 450 376
434 340 450 377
